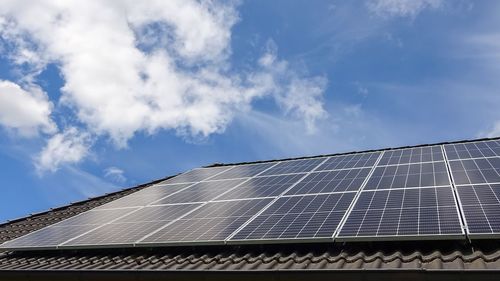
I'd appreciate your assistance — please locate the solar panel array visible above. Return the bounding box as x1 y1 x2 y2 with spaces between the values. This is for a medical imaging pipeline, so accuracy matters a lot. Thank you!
445 140 500 238
2 139 500 250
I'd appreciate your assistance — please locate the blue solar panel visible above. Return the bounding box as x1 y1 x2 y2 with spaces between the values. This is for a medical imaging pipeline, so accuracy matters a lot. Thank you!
230 193 355 241
337 187 463 240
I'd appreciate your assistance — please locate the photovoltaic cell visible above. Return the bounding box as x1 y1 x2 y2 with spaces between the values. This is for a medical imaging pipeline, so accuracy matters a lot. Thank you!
63 204 201 246
316 152 380 171
152 178 247 204
284 168 371 195
230 193 355 240
456 184 500 235
445 140 500 160
96 183 193 209
363 162 450 190
1 208 139 249
140 199 272 243
259 158 326 176
161 166 232 184
209 163 277 180
448 158 500 185
337 187 463 240
215 174 305 200
378 146 443 166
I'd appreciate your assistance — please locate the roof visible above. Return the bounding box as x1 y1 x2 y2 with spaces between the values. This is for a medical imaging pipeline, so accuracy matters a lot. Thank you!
2 137 500 280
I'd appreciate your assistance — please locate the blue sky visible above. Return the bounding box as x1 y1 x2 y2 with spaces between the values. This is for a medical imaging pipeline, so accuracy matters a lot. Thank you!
0 0 499 222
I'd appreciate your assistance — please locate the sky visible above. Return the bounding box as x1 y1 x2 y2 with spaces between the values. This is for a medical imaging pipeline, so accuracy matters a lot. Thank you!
0 0 499 222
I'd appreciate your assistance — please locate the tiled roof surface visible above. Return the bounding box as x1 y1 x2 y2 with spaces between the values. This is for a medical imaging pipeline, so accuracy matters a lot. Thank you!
1 138 500 276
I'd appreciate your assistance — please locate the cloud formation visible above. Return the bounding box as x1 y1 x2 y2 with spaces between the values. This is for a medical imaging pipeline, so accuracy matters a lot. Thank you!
0 0 327 172
0 80 55 136
35 127 92 173
366 0 443 18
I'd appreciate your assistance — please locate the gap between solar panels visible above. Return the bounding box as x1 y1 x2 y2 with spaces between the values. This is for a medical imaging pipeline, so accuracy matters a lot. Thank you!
1 138 500 251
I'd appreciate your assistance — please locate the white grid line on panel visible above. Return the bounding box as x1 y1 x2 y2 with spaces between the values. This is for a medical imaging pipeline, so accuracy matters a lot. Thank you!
332 151 385 240
224 157 332 243
441 145 468 236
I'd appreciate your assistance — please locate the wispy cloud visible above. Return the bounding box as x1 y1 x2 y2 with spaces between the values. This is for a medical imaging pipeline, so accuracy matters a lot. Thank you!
35 127 92 173
0 0 327 172
104 167 127 184
366 0 444 18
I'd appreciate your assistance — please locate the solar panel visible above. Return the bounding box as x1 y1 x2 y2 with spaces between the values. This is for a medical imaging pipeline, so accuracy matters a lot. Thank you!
151 178 247 204
316 152 381 171
378 146 444 165
284 168 371 195
160 166 232 184
139 199 273 244
447 158 500 185
445 140 500 160
0 208 139 249
215 174 306 200
336 187 464 241
259 158 327 176
443 140 500 238
209 163 277 180
6 139 500 251
230 193 356 241
456 184 500 236
96 183 194 209
62 204 201 247
363 162 450 190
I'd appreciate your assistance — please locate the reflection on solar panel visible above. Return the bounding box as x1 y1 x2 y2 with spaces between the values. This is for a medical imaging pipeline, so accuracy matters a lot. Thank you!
285 168 371 195
316 152 380 171
161 166 232 184
152 179 247 204
4 138 500 251
96 183 193 209
363 162 450 190
378 146 443 165
337 187 463 240
210 163 277 180
1 208 139 249
63 204 201 246
140 199 273 244
259 158 326 176
216 174 306 200
230 193 355 241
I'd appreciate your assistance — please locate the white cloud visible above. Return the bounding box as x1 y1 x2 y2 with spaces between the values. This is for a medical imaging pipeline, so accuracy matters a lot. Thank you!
483 121 500 138
35 127 93 173
0 0 327 171
0 80 56 136
366 0 444 18
104 167 126 184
